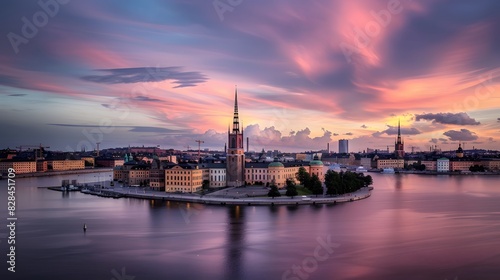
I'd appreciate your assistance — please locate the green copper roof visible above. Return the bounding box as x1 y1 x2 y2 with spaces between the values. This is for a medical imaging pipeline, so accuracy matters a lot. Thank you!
268 161 284 167
309 160 323 166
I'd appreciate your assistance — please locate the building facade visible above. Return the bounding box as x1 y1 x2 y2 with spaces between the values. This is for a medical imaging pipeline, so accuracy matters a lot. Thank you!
0 160 37 174
376 159 405 169
339 139 349 154
47 159 85 171
165 164 203 193
437 158 450 172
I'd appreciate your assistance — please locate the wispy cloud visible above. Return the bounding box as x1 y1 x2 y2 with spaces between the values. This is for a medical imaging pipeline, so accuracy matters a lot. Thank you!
443 129 478 141
48 123 190 134
81 67 208 88
415 112 480 125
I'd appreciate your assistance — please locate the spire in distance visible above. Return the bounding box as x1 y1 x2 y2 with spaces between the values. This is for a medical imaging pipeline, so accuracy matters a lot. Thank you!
232 86 240 133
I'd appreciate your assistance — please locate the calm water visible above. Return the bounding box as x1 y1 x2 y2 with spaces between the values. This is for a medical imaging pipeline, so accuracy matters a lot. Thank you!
1 172 500 280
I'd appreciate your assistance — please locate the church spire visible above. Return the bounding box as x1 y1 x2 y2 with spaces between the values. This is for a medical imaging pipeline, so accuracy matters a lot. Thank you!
232 86 240 133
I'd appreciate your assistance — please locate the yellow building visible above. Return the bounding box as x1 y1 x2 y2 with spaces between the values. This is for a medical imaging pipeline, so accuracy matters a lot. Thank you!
0 160 37 174
421 160 437 171
376 159 405 169
128 167 150 186
165 164 203 193
449 160 475 172
47 159 85 171
81 156 95 167
481 160 500 171
244 158 324 188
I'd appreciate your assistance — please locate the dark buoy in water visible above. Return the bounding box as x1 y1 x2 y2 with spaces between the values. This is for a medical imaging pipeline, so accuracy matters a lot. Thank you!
83 223 87 232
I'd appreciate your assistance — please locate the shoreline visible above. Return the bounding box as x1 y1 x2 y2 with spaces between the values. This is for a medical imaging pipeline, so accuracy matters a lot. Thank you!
77 185 373 206
5 168 113 179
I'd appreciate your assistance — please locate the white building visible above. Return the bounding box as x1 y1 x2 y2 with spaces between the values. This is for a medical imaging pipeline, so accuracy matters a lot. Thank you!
437 157 450 172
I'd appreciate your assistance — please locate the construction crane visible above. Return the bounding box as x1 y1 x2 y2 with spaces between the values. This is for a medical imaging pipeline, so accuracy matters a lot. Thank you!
16 144 50 159
195 140 204 162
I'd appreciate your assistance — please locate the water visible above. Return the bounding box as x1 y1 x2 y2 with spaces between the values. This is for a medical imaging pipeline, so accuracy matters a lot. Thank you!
1 172 500 280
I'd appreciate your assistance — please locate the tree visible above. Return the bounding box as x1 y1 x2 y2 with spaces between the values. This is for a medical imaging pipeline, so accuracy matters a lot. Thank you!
268 184 281 199
310 174 323 197
296 167 309 186
285 178 298 198
325 170 340 196
469 165 485 172
362 174 373 187
202 180 210 190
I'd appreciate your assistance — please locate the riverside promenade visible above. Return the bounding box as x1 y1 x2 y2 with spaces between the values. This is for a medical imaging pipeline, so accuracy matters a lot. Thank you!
86 185 373 206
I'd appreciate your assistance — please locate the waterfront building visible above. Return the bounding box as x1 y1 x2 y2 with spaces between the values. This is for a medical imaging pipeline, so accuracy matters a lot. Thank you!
128 166 150 186
203 163 226 188
437 158 450 172
47 159 85 171
149 158 165 190
421 160 437 171
481 159 500 171
36 160 48 172
449 160 476 172
164 164 203 193
226 88 245 187
81 156 95 167
95 158 125 167
376 158 405 169
0 160 37 175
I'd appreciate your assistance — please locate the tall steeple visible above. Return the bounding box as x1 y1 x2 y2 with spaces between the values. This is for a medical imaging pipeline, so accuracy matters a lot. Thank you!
395 118 405 158
396 119 402 144
227 86 245 187
232 86 240 133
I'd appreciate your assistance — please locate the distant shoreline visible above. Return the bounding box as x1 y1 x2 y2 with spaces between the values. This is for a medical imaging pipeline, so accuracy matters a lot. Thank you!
77 185 373 206
389 170 500 176
3 168 113 179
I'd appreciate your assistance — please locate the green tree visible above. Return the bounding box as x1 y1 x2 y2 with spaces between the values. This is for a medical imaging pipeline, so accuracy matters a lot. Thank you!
202 180 210 190
296 167 310 186
325 170 340 196
285 178 298 198
268 183 281 199
469 165 485 172
362 174 373 186
310 174 323 197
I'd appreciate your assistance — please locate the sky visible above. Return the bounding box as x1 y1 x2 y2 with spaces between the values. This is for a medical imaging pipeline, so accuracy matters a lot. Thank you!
1 0 500 153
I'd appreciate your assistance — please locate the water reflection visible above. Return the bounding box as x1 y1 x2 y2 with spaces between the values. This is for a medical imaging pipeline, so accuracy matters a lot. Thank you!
394 174 402 189
225 205 245 280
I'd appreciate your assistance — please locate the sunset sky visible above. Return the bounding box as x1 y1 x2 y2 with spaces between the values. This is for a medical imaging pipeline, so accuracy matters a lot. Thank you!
1 0 499 153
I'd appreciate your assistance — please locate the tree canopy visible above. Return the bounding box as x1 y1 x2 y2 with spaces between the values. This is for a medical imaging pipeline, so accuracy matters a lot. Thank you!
267 181 281 199
285 178 298 198
325 170 373 196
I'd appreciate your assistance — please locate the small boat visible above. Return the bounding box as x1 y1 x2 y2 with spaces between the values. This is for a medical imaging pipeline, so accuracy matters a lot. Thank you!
382 168 395 174
356 166 368 173
83 223 87 232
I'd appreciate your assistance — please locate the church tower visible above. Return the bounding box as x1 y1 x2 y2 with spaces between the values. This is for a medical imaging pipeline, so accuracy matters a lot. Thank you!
226 87 245 187
394 119 405 158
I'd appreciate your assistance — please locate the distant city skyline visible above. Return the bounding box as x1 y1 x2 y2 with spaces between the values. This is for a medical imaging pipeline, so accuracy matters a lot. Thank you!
1 1 499 152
